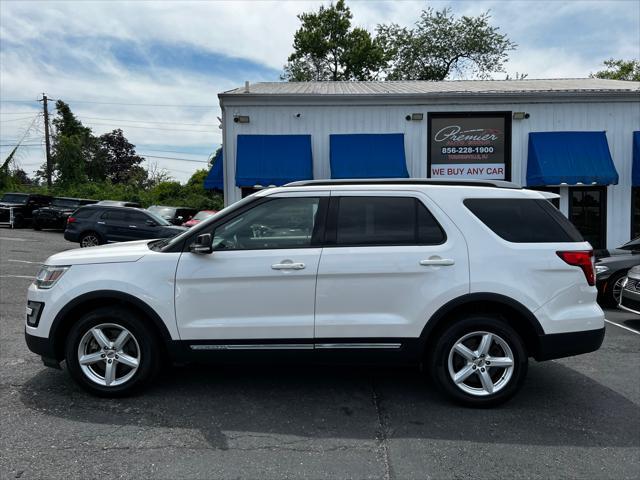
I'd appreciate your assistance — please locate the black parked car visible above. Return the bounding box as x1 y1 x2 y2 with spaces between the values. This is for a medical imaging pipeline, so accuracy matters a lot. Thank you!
595 237 640 306
147 205 198 225
32 197 98 230
0 192 52 228
64 205 187 247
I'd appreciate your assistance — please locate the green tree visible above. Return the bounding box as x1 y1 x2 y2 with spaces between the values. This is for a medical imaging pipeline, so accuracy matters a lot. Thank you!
96 129 147 185
282 0 386 81
377 8 516 80
591 59 640 81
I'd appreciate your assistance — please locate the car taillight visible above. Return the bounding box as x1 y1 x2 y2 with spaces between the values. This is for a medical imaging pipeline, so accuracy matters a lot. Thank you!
557 250 595 286
67 216 76 224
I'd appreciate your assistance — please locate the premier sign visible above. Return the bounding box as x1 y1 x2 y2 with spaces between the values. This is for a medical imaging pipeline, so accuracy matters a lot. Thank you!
428 112 511 181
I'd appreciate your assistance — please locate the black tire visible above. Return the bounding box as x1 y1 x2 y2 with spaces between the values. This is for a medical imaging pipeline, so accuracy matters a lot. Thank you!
79 231 103 247
429 315 528 407
65 306 160 397
32 220 41 231
603 271 627 307
12 215 24 228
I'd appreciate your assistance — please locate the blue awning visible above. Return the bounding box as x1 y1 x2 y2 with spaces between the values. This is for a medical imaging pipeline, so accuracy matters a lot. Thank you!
235 134 313 187
204 149 224 190
527 131 618 186
330 133 409 179
633 131 640 187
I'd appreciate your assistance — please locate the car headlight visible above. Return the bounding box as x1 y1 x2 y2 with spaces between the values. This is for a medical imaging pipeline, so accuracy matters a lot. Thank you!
34 265 70 289
594 265 609 276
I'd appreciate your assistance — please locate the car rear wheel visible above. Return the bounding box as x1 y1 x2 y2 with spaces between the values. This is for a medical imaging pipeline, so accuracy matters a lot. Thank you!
430 315 528 407
65 307 160 397
79 232 102 248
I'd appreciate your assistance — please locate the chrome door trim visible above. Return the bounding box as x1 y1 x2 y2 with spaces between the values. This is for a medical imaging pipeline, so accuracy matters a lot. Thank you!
190 344 313 350
314 343 402 349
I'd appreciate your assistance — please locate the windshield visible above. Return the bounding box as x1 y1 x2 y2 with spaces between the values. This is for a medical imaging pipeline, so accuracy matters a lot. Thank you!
148 206 176 218
146 211 172 226
159 195 258 251
51 199 80 208
1 194 28 204
193 211 216 221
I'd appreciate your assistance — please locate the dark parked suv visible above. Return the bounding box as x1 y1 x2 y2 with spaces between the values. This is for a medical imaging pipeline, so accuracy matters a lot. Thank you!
0 192 52 227
64 205 187 247
33 197 98 230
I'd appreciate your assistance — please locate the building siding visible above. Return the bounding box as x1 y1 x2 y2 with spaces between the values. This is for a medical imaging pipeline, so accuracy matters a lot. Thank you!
221 98 640 248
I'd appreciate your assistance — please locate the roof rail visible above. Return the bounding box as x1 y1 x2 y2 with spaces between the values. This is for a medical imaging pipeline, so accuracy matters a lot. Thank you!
284 178 522 189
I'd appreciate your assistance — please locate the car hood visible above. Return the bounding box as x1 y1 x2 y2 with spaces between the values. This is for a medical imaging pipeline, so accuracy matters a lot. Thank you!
596 252 640 269
0 201 25 208
45 239 153 266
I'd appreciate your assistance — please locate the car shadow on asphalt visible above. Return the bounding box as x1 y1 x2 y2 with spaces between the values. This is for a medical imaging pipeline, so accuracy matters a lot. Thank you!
19 360 639 451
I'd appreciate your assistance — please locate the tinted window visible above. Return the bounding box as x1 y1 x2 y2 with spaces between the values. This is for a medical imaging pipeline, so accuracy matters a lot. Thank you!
101 210 127 221
335 197 445 246
213 197 320 250
127 211 151 223
464 198 583 243
73 208 96 219
1 194 28 204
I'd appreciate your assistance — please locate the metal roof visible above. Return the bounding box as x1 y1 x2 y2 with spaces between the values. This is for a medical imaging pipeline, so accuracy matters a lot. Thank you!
220 78 639 97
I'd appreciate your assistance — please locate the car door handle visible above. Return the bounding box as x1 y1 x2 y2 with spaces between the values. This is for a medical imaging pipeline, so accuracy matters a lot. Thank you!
272 262 305 270
128 225 137 228
97 221 105 225
420 258 455 266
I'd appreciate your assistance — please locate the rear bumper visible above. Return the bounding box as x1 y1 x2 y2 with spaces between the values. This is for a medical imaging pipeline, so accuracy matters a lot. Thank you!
63 230 80 242
535 327 605 361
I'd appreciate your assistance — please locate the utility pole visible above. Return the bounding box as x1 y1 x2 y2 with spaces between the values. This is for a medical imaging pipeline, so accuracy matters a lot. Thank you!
39 93 52 187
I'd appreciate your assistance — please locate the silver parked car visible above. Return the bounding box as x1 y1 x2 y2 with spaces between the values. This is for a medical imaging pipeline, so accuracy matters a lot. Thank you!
618 265 640 315
595 237 640 306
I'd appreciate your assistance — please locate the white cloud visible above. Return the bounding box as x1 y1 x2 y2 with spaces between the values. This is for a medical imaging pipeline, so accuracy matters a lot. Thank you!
1 0 638 182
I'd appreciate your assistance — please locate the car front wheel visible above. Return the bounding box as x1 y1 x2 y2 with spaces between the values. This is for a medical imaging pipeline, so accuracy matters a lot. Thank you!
65 307 160 397
430 315 528 407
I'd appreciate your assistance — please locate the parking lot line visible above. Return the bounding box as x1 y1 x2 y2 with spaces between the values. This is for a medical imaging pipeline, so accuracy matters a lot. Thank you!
605 319 640 335
7 259 41 264
0 275 34 279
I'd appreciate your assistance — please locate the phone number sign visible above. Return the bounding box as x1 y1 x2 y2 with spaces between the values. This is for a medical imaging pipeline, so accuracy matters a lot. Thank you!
428 113 511 180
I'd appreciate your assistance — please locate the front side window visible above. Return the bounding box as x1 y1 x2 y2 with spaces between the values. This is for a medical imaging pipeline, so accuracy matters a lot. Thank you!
334 196 445 246
213 197 320 250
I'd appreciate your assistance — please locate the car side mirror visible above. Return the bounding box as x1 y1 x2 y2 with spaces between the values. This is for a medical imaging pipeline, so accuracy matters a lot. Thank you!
190 233 213 254
145 219 157 226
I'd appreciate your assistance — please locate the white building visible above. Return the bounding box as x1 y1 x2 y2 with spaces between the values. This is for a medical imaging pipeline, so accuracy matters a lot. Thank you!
209 79 640 249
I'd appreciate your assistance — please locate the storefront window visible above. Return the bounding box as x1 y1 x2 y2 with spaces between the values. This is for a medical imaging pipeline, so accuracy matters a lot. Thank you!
569 187 607 249
632 187 640 239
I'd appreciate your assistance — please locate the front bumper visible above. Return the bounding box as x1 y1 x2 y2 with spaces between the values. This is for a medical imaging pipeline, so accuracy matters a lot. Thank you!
618 286 640 314
25 330 61 369
535 327 605 361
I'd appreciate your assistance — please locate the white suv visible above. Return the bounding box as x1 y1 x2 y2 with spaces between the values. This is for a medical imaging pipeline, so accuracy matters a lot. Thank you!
25 180 605 406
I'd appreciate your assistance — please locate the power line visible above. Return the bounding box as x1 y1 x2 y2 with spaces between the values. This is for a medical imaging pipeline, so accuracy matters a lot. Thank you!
140 154 209 163
79 116 218 127
0 116 40 123
0 99 40 103
84 122 215 133
0 111 41 115
54 98 216 108
137 146 216 155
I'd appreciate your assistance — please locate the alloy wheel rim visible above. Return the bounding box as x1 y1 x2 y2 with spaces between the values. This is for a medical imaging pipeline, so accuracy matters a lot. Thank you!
81 235 98 247
77 323 141 387
447 331 515 397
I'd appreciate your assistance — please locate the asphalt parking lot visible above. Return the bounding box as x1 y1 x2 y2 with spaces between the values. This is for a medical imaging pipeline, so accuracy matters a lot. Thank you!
1 227 639 480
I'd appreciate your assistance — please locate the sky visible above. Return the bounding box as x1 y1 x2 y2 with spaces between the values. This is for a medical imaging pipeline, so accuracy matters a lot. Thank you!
1 0 638 183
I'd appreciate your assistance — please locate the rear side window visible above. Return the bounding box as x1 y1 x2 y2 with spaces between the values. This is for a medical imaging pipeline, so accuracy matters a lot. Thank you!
73 208 95 219
335 197 446 246
101 210 127 221
464 198 584 243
